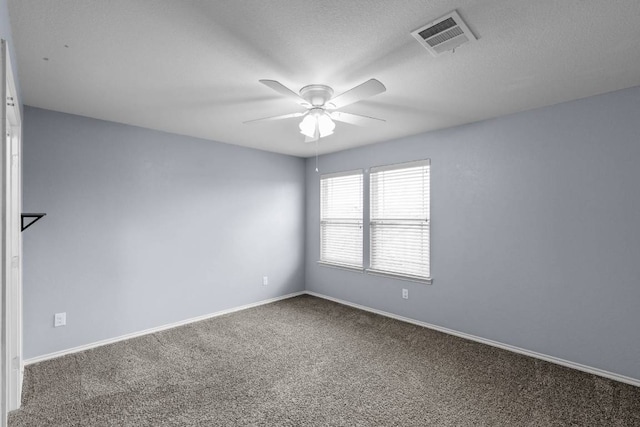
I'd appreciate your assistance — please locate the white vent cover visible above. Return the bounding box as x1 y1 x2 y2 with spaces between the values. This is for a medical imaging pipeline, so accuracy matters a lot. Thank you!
411 10 476 56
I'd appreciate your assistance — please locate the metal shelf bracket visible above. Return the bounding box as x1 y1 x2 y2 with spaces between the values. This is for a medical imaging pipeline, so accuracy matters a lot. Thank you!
21 213 46 232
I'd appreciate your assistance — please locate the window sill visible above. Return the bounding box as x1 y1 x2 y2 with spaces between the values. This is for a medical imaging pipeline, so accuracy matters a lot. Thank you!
366 269 432 285
317 261 364 273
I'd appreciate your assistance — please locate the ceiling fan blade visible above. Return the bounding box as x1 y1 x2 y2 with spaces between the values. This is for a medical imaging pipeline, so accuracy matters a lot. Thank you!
243 111 306 124
259 80 310 107
327 79 386 109
329 111 385 126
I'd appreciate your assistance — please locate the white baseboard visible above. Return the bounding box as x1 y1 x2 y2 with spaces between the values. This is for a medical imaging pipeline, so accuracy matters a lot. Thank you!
304 291 640 388
24 291 305 366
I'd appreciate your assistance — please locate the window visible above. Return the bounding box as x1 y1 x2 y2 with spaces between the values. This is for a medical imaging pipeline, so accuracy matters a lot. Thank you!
369 160 431 282
320 170 363 269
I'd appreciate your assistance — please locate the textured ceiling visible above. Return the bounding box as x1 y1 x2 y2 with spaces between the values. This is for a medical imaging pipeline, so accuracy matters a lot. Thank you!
9 0 640 157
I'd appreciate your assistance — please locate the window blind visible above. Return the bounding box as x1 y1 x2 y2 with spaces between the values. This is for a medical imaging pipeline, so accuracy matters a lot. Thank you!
320 170 363 268
369 160 430 280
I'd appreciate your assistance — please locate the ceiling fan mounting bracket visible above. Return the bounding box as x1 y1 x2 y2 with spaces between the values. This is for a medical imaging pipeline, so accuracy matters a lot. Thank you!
299 84 334 107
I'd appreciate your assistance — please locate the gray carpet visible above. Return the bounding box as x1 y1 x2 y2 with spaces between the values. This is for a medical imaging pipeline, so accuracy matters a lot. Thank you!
9 295 640 426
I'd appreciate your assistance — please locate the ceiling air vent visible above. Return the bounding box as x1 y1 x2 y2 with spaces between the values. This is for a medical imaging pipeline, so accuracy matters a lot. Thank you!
411 10 476 56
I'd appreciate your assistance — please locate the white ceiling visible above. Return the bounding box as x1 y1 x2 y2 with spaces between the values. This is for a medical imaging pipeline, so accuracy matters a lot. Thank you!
9 1 640 157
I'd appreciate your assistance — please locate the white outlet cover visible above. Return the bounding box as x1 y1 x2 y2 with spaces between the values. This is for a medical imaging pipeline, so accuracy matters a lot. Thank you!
54 312 66 327
402 289 409 299
262 276 269 286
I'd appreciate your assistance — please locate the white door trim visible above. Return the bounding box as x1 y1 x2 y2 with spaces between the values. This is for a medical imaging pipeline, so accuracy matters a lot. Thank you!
1 38 22 427
0 38 8 427
7 101 21 412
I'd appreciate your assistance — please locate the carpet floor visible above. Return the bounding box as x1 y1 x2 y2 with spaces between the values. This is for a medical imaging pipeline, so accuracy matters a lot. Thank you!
9 295 640 426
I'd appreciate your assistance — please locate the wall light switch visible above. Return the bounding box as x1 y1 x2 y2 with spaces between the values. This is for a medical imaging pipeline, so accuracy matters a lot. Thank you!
54 312 66 327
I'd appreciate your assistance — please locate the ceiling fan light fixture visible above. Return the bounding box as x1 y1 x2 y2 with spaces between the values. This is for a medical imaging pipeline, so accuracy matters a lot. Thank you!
299 114 317 138
317 113 335 137
299 109 335 139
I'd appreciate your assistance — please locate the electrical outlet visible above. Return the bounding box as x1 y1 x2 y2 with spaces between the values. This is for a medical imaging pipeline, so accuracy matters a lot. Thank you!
262 276 269 286
54 312 66 327
402 289 409 299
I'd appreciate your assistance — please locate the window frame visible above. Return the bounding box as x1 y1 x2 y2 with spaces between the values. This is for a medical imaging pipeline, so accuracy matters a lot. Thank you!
367 159 432 284
318 169 364 271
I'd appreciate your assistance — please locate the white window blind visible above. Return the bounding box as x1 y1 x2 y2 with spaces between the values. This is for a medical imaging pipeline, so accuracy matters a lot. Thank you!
369 160 430 281
320 170 363 268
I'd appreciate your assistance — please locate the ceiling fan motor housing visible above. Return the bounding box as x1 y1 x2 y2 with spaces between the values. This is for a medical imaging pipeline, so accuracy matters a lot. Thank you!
300 84 334 107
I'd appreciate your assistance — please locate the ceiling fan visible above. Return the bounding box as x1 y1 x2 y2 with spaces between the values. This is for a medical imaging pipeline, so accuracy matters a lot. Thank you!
244 79 386 142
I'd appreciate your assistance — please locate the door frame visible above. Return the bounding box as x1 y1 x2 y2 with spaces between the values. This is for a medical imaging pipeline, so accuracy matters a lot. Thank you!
1 38 23 426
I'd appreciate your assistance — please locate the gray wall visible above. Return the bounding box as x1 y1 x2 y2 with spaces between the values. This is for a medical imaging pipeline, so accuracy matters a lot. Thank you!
305 86 640 381
23 106 305 359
